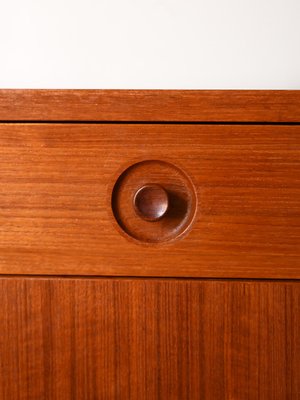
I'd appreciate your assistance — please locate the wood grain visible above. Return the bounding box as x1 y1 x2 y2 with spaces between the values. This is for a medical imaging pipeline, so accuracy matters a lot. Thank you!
0 123 299 278
0 90 300 122
0 277 299 400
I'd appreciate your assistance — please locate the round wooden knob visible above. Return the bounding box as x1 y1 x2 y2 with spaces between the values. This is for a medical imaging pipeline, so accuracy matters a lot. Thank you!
133 184 169 222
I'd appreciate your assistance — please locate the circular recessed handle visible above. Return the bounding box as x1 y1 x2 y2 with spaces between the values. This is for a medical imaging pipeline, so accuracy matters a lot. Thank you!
133 184 169 222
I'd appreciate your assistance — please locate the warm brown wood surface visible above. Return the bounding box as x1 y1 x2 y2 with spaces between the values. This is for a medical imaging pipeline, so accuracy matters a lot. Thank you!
1 123 299 278
0 90 300 122
1 91 299 400
0 277 299 400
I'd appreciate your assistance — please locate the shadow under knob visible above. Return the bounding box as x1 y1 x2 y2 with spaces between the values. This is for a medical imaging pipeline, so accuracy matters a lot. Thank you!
133 184 169 222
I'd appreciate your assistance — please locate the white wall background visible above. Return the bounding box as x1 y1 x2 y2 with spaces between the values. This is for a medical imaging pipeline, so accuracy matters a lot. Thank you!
0 0 299 89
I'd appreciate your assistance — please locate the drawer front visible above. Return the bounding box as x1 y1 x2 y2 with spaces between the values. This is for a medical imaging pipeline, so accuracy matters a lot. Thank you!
0 277 299 400
0 123 299 278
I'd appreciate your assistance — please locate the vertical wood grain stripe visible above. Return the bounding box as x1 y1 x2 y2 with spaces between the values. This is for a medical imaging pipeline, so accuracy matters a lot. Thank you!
0 277 299 400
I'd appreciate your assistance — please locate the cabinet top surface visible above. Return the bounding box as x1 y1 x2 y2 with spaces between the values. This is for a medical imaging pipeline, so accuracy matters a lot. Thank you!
0 89 300 122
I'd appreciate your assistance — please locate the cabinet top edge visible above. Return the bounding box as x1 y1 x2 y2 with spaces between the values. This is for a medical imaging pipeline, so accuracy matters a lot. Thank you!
0 89 299 122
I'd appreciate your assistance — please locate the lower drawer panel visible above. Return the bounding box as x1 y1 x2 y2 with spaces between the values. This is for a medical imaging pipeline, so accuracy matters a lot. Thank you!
0 277 299 399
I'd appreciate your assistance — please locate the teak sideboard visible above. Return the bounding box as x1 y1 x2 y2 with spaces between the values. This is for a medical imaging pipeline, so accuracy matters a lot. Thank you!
0 90 299 399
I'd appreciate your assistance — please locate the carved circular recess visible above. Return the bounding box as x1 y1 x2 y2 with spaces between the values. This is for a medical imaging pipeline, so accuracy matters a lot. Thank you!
111 160 197 243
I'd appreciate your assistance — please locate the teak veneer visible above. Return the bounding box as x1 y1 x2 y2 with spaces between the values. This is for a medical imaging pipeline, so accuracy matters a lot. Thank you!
0 89 300 122
1 277 299 400
0 90 299 399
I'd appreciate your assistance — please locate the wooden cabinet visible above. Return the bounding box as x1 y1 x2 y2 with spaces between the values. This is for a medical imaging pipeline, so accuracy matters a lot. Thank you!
0 90 299 399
